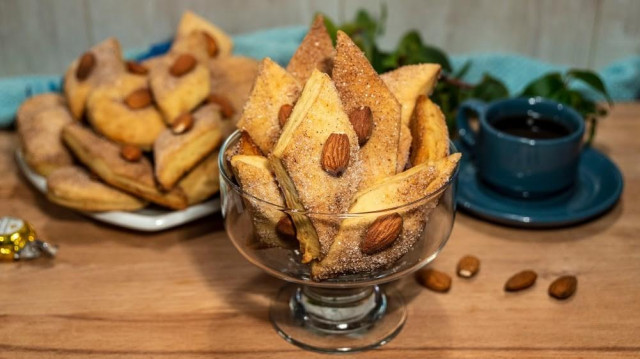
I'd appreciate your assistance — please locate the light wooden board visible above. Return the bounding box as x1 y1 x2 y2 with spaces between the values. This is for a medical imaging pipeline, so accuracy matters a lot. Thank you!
591 0 640 68
344 0 599 68
0 103 639 357
0 0 637 77
0 0 90 75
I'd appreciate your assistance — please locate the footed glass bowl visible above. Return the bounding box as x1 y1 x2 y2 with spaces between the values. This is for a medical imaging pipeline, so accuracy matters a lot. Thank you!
219 130 460 353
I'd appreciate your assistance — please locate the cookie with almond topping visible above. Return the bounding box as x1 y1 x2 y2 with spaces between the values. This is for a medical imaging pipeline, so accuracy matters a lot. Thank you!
87 73 165 150
63 37 126 120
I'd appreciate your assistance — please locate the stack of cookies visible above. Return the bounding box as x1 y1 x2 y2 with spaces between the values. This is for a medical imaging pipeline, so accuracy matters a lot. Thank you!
17 11 259 212
227 16 460 280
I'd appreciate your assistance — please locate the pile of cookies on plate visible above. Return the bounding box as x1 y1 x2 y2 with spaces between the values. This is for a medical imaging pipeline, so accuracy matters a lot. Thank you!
226 16 461 280
16 11 258 211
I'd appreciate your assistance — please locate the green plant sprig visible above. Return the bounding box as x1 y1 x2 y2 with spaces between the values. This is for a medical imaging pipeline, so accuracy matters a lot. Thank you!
321 9 611 143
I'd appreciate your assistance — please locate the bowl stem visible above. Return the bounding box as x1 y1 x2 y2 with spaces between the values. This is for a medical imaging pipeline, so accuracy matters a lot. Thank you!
270 284 406 353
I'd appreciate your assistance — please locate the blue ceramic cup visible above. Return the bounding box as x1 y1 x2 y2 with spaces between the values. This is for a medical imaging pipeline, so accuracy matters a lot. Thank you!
457 97 585 198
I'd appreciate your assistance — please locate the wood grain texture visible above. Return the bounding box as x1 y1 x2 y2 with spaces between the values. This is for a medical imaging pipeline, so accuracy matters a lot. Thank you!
0 0 90 76
0 103 639 358
0 0 636 77
344 0 599 67
591 0 640 68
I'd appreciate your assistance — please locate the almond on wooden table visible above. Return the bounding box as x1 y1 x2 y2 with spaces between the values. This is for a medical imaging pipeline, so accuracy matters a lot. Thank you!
170 54 197 77
457 255 480 278
321 133 350 177
548 275 577 300
76 52 96 81
124 88 153 109
361 213 403 255
417 268 451 293
504 270 538 292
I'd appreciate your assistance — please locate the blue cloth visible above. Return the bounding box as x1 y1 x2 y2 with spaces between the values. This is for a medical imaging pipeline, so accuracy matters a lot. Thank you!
1 26 638 127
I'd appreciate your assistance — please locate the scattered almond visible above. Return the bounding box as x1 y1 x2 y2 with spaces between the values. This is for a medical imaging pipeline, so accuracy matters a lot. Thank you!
361 213 403 255
278 104 294 128
120 145 142 162
171 113 194 134
321 133 350 177
126 61 148 75
349 106 373 146
237 131 263 156
170 54 197 77
207 94 235 119
504 270 537 292
548 275 577 300
124 88 153 109
202 31 219 57
76 52 96 81
276 215 297 243
417 268 451 293
457 255 480 278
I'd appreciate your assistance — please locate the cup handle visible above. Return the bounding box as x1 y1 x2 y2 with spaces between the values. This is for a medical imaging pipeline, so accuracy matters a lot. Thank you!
456 99 487 149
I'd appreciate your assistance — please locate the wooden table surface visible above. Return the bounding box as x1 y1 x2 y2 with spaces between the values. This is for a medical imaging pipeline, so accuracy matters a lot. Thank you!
1 103 639 359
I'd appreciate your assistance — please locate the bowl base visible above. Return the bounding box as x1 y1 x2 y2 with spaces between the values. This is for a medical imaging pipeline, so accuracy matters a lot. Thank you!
270 284 406 353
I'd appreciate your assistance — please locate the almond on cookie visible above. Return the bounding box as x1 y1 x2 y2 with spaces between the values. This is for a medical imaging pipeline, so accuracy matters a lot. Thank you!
332 31 401 189
270 70 362 262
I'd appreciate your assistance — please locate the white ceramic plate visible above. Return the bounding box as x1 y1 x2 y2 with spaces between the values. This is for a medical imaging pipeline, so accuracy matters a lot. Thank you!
15 149 221 232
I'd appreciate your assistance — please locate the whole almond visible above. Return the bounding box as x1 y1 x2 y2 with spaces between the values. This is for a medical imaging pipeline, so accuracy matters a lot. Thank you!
457 255 480 278
124 88 153 109
170 54 197 77
321 133 350 177
120 145 142 162
504 270 538 292
548 275 577 300
237 131 263 156
76 52 96 81
207 94 235 119
349 106 373 146
276 215 297 244
278 104 294 128
361 213 403 255
417 268 451 293
171 113 194 134
126 61 149 75
202 32 219 57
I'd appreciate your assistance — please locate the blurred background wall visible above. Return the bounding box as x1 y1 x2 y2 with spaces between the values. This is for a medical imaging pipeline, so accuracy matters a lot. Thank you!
0 0 637 76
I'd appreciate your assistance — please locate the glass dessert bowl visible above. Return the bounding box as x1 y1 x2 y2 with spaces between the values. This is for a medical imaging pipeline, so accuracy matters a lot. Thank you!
219 131 460 352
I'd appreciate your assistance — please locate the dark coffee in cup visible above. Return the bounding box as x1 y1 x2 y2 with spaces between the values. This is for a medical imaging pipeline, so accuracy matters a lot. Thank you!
492 115 571 140
456 97 585 198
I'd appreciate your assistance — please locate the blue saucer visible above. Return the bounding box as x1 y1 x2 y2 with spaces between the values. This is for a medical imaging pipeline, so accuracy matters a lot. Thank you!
455 141 624 228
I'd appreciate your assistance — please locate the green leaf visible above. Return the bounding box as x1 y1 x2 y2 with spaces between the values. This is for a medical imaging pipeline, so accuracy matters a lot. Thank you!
388 31 452 72
378 3 388 36
520 72 565 98
370 48 389 73
471 74 509 101
354 10 378 36
320 13 338 44
454 61 472 79
420 45 452 72
567 69 612 105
